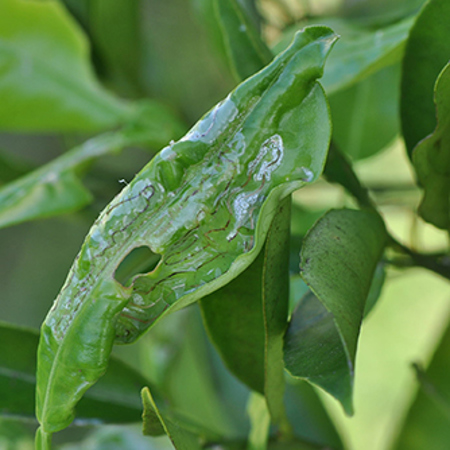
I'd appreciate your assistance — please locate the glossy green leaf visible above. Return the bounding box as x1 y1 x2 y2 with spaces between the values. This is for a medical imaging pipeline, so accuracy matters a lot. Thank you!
193 0 271 82
36 26 337 439
401 0 450 156
329 63 401 160
393 316 450 450
200 198 290 426
141 387 203 450
284 209 387 413
213 0 273 81
0 0 132 133
412 63 450 230
0 321 152 424
0 101 185 229
275 16 413 95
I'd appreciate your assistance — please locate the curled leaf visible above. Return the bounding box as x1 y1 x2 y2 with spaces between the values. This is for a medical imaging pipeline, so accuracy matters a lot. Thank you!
36 26 337 438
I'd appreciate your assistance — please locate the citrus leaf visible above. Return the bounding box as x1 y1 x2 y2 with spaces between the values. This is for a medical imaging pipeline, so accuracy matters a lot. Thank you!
194 0 272 82
141 387 203 450
274 16 413 95
212 0 273 81
412 63 450 230
329 63 400 160
36 26 337 439
401 0 450 156
284 209 387 414
0 0 131 133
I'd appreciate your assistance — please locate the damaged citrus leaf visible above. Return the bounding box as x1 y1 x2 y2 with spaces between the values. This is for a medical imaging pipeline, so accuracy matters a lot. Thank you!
35 26 337 445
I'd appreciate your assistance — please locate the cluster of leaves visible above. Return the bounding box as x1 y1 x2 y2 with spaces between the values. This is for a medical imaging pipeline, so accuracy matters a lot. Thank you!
1 0 450 449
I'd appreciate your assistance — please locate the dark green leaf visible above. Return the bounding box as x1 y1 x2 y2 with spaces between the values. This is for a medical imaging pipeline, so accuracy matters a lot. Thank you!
0 101 185 229
363 262 386 318
88 0 143 97
0 321 152 424
201 198 291 427
141 387 203 450
284 209 387 414
401 0 450 156
412 63 450 230
284 377 343 449
212 0 273 81
329 63 400 160
0 0 130 133
194 0 271 82
393 317 450 449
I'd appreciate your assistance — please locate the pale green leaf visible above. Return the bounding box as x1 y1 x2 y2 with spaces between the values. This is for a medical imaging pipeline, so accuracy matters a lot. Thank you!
247 393 270 450
393 316 450 449
0 0 130 132
0 100 185 229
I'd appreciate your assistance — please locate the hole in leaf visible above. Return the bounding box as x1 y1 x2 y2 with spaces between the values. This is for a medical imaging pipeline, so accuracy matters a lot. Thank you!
114 246 162 287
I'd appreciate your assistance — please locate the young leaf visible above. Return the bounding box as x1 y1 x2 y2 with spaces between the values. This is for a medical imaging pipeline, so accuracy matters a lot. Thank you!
412 63 450 230
36 26 337 439
0 0 131 133
200 197 291 427
0 321 152 425
393 316 450 450
0 101 185 229
401 0 450 156
284 209 387 414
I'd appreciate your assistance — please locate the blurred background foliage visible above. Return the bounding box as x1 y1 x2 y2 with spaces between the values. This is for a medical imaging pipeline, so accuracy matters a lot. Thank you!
2 0 450 449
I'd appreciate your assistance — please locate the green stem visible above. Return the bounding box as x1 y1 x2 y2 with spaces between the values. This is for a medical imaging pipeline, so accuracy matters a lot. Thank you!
35 427 52 450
